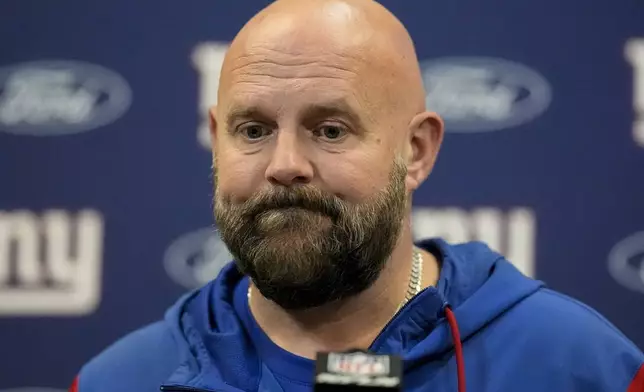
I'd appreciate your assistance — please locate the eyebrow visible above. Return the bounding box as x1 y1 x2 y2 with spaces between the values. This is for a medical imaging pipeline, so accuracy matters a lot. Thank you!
302 100 364 128
225 99 367 131
225 106 273 128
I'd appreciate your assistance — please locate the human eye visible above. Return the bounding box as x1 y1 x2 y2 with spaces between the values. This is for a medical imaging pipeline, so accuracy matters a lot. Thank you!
237 123 272 141
313 123 349 142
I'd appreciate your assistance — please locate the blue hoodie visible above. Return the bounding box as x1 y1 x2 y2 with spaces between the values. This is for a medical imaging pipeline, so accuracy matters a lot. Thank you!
74 239 644 391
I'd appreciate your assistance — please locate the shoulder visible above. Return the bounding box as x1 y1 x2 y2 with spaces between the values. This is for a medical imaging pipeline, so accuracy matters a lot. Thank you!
76 321 181 392
505 288 644 389
518 289 640 350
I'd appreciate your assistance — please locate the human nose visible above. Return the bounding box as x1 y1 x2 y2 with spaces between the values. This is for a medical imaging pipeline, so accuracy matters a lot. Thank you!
264 130 314 186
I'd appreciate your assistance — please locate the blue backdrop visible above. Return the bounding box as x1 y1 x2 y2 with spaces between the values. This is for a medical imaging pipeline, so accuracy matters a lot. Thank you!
1 0 643 389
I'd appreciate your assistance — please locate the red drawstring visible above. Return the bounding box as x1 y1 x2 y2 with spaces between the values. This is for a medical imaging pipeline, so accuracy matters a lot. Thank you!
68 376 79 392
445 306 466 392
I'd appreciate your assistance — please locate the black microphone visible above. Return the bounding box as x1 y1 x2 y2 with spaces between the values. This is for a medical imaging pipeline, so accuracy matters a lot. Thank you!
314 349 402 392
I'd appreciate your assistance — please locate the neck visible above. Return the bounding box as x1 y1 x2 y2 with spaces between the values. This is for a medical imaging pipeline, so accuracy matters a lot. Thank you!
247 222 440 360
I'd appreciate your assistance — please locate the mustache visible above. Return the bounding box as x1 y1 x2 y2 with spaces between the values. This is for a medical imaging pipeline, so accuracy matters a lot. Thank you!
236 186 346 219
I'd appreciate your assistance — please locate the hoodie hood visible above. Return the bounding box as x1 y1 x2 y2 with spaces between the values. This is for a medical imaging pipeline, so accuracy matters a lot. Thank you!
160 238 544 391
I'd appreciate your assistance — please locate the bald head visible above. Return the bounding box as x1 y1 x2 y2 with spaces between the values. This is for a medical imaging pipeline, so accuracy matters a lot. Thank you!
218 0 426 120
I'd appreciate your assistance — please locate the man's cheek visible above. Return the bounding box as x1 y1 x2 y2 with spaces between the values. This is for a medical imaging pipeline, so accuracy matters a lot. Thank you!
216 176 258 204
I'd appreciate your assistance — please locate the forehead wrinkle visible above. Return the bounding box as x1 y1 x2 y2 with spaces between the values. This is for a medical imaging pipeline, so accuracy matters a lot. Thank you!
224 89 369 121
226 45 365 78
228 61 360 82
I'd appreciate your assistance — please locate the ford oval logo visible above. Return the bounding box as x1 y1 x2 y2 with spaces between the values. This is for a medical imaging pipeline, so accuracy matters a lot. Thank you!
0 60 132 136
608 231 644 294
164 227 234 289
420 57 552 132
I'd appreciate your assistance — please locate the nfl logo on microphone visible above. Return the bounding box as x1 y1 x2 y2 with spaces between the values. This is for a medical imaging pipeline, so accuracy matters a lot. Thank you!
315 350 402 391
327 352 390 376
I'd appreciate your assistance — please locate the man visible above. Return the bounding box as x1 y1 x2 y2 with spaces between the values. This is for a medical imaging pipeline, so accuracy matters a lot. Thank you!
71 0 644 391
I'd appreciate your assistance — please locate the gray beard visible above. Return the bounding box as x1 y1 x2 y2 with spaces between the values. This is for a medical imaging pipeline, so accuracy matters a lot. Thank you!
213 159 408 309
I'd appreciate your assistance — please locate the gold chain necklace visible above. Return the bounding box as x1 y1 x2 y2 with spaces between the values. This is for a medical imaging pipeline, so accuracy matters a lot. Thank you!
247 247 424 311
399 246 424 311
